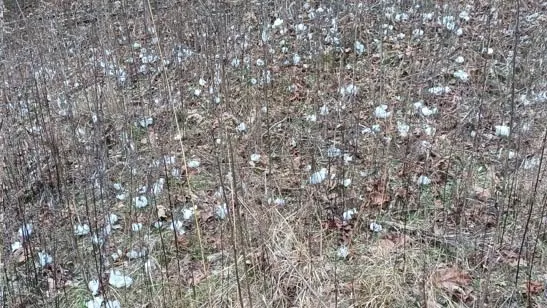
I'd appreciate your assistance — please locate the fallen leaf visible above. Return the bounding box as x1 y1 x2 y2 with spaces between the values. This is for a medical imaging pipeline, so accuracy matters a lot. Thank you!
370 191 390 206
474 186 491 202
522 280 543 295
432 266 473 301
156 205 168 219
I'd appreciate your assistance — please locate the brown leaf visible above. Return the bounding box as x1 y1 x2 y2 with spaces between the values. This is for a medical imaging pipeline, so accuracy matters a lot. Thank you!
372 233 412 256
156 205 168 219
432 267 472 301
370 191 390 206
522 280 543 296
12 247 28 263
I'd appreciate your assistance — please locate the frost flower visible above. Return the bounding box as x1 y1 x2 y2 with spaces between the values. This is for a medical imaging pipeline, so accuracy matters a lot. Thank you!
309 168 328 184
453 70 469 82
109 270 133 288
74 224 90 236
187 159 200 168
216 203 228 220
272 18 284 28
369 222 383 233
459 11 470 21
327 146 341 158
342 178 352 187
339 84 359 96
417 175 431 185
342 208 357 221
134 196 148 209
428 86 450 95
18 223 33 240
138 117 153 128
131 223 143 232
354 40 365 55
374 104 391 119
38 251 53 267
236 122 247 132
337 245 349 259
441 16 456 31
250 153 261 162
421 106 438 117
495 125 510 137
88 279 100 296
397 122 410 137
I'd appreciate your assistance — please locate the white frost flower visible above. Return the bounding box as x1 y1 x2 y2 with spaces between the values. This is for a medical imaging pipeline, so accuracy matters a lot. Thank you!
309 168 328 184
293 53 301 65
108 270 133 288
18 223 33 240
295 23 307 32
412 29 424 37
138 117 153 128
86 297 120 308
168 220 185 234
305 114 317 122
482 47 494 55
339 84 359 96
269 197 286 207
354 40 365 55
319 104 329 115
187 159 200 168
74 223 90 236
369 222 383 233
181 208 194 220
459 11 470 21
134 196 148 209
495 125 510 137
38 251 53 267
422 124 436 136
126 249 146 259
421 106 438 116
216 203 228 220
371 124 382 133
374 104 391 119
394 13 409 22
342 208 357 221
11 241 22 252
455 56 465 63
342 178 352 187
327 146 341 158
272 18 284 28
88 279 100 296
250 153 261 162
343 154 353 164
337 245 349 259
131 223 142 232
152 178 165 195
423 12 434 22
417 175 431 185
453 70 469 82
236 122 247 132
397 121 410 137
428 86 451 95
441 16 456 31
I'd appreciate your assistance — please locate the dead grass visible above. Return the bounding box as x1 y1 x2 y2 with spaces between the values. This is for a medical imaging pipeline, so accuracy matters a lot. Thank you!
1 0 547 307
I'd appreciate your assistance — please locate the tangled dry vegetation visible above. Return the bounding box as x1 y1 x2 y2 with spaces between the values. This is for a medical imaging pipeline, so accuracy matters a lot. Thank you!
1 0 547 307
